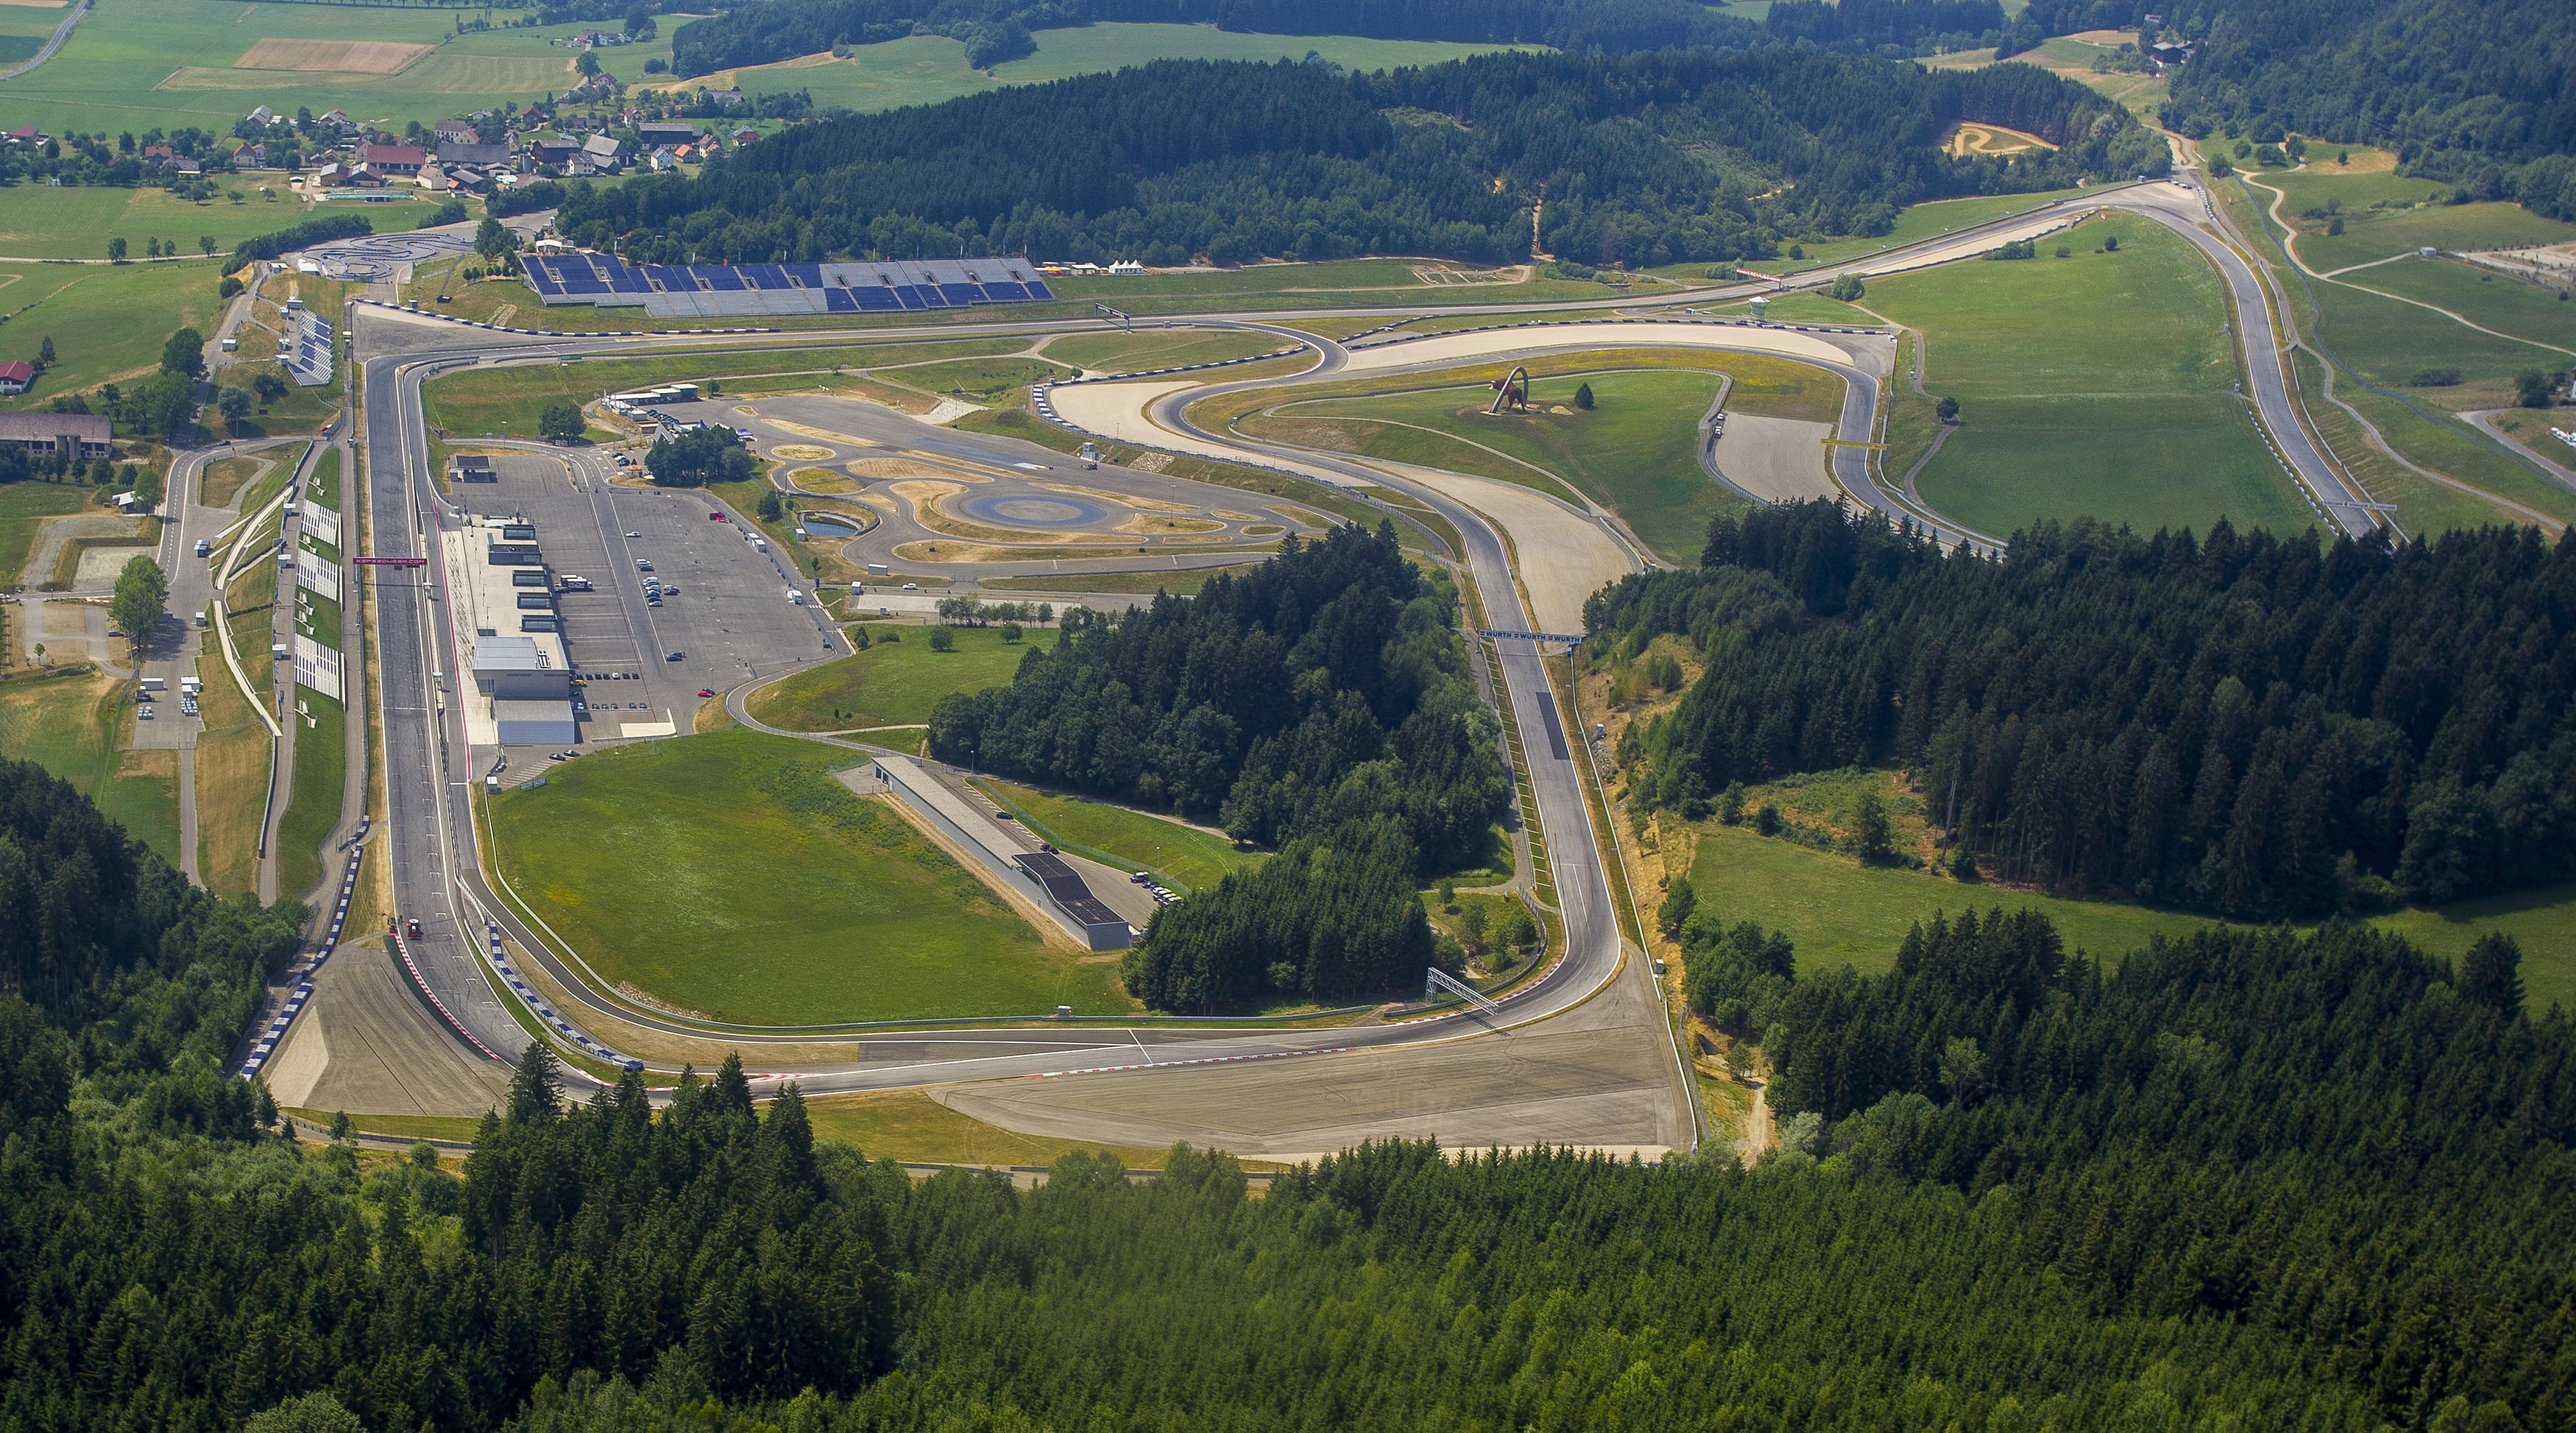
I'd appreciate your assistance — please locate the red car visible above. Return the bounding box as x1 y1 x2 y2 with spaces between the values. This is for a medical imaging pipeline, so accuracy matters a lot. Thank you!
708 512 728 521
697 688 716 698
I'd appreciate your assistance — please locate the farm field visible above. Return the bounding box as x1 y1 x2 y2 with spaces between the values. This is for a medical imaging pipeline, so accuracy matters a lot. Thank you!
1273 368 1742 564
746 623 1033 732
486 726 1135 1024
0 1 679 138
1864 215 2314 539
0 670 182 868
0 186 307 262
0 259 227 410
976 776 1262 895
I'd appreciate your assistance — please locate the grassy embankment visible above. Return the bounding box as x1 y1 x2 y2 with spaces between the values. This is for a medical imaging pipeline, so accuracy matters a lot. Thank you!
418 339 1030 440
272 446 348 902
1681 765 2576 1012
1864 214 2315 539
1044 328 1291 376
197 554 275 894
974 776 1262 895
747 623 1035 732
486 726 1136 1023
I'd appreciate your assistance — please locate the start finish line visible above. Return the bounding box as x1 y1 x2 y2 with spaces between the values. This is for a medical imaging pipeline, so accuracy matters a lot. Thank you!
353 556 428 567
1477 629 1587 644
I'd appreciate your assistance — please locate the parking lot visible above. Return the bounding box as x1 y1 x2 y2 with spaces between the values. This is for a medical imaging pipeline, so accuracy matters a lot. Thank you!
453 450 839 751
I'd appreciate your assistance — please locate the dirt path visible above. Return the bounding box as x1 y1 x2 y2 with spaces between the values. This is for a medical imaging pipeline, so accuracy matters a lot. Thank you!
2242 173 2576 358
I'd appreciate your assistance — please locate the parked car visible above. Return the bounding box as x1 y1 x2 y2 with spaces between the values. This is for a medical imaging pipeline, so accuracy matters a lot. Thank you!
665 651 683 661
696 688 715 698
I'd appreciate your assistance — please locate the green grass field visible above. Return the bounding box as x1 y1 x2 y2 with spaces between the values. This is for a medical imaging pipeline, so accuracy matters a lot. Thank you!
0 259 227 409
2308 274 2575 400
881 355 1070 402
2338 261 2576 355
1282 369 1742 563
1688 819 2576 1012
487 726 1133 1023
1866 216 2315 539
0 483 96 588
1044 328 1287 375
0 670 182 866
2291 195 2576 272
0 187 307 262
977 776 1261 894
748 624 1034 732
994 23 1528 82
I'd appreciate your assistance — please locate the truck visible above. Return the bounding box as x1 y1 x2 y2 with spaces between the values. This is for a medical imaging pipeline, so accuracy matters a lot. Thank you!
559 574 592 591
139 677 165 693
751 537 768 553
180 676 203 696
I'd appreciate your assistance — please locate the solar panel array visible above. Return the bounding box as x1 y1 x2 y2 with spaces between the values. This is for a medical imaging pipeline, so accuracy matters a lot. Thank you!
285 311 335 387
517 253 1055 317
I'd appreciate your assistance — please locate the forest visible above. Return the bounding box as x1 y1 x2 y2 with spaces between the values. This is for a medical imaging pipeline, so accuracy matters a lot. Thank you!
927 525 1502 1005
1986 0 2575 213
551 50 2168 266
666 0 2011 77
1588 501 2576 921
4 750 2569 1430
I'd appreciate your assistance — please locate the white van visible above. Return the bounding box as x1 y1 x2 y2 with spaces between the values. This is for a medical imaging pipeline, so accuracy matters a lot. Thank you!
785 587 804 604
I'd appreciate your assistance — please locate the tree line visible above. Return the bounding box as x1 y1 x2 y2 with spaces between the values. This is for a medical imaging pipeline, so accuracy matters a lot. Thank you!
551 49 2168 269
3 755 2571 1429
1588 500 2576 921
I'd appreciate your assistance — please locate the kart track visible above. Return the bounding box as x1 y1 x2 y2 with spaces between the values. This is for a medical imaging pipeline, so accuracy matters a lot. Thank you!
263 176 2375 1160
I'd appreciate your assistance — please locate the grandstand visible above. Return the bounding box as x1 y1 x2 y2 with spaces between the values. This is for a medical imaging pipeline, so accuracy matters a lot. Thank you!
515 254 1056 318
284 309 336 387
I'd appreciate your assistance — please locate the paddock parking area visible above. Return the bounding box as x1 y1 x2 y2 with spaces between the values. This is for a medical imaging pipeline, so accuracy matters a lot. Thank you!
448 450 839 746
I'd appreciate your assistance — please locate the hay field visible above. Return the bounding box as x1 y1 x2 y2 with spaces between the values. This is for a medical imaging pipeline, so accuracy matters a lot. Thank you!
233 38 430 73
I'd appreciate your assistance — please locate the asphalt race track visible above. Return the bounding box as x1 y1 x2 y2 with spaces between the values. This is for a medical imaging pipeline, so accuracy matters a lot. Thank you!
300 172 2373 1154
